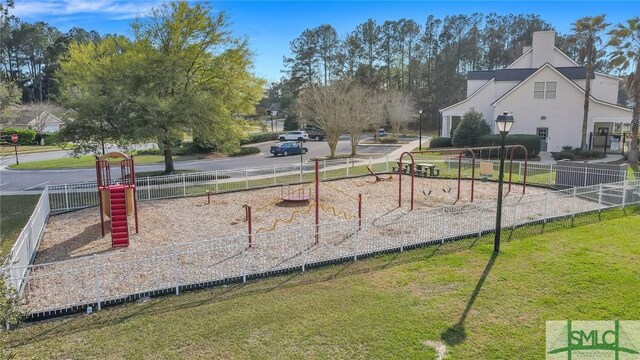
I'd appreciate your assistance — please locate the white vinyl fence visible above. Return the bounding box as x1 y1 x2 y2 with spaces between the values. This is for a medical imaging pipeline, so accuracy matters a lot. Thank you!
46 158 633 213
4 187 50 296
6 179 640 315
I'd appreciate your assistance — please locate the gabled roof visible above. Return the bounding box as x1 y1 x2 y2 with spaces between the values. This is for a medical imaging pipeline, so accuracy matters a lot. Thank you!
439 78 494 113
491 63 632 113
468 67 594 82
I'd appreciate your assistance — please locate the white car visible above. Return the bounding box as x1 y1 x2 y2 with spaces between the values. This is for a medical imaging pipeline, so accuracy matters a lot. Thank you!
278 131 309 142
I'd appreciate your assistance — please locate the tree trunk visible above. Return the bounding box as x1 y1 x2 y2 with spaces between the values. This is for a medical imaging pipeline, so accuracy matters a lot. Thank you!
329 140 337 158
163 139 175 174
350 134 360 156
581 43 593 151
628 92 639 171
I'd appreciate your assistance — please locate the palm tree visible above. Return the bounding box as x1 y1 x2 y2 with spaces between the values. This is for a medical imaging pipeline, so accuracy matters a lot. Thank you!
571 15 610 151
609 17 640 170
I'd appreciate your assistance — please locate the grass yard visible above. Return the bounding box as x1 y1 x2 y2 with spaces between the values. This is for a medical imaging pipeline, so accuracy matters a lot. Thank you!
0 195 40 259
4 212 639 359
8 154 174 170
0 145 63 156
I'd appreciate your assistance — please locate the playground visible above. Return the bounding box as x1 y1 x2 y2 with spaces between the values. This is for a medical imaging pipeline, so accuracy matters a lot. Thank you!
39 176 547 264
17 149 622 313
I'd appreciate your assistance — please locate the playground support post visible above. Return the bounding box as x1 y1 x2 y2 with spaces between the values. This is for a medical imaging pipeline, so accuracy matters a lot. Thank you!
315 159 319 244
358 194 362 230
398 152 416 210
245 205 253 249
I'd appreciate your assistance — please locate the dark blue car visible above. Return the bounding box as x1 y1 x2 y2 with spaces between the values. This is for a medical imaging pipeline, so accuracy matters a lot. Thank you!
270 142 308 156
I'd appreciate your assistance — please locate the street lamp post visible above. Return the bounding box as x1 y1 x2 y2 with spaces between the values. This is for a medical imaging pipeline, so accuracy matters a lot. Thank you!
298 139 304 179
494 111 514 253
418 108 423 151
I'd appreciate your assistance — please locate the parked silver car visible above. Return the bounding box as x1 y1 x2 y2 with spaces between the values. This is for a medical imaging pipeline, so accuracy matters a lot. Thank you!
278 131 309 142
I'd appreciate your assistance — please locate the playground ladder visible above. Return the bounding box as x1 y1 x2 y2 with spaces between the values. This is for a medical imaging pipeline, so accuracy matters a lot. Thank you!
109 185 130 247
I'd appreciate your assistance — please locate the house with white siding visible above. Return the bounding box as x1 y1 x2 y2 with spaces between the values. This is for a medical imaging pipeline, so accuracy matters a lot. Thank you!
440 31 633 152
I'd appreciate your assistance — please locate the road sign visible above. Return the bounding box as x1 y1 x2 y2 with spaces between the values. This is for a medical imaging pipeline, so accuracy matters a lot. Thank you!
11 134 18 143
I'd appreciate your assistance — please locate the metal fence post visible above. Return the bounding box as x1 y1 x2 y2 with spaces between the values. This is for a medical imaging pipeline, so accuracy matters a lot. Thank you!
440 207 446 244
215 170 219 193
518 162 522 181
242 243 247 283
583 167 588 187
93 255 101 311
622 180 627 208
543 192 548 224
386 154 389 172
146 177 151 200
511 202 517 230
245 169 249 189
173 243 179 295
323 160 327 181
477 205 483 238
549 164 554 185
398 212 406 252
571 187 577 226
182 173 186 196
353 220 359 261
64 184 70 211
346 158 350 177
598 183 603 211
301 225 306 272
273 165 277 185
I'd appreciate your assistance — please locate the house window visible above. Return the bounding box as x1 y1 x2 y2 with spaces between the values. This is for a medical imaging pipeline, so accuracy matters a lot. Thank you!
537 127 548 139
534 82 557 99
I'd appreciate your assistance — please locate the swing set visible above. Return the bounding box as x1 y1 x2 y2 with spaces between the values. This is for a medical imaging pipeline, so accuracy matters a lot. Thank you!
398 145 528 209
244 159 363 248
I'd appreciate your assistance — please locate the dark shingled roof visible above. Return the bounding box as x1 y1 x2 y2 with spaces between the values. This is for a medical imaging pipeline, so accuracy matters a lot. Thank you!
468 67 594 81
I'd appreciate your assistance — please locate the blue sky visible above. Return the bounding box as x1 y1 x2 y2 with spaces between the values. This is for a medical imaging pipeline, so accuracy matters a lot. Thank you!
13 1 640 82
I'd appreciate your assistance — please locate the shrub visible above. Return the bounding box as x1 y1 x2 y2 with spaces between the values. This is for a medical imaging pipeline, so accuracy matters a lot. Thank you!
241 132 280 145
579 149 603 159
477 134 541 159
561 145 573 152
378 137 398 144
230 146 260 156
1 128 37 145
451 109 490 147
429 137 452 148
42 132 62 145
553 151 575 160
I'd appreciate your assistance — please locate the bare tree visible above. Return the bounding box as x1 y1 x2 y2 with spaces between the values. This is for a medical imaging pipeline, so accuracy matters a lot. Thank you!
344 84 383 155
298 82 350 158
385 91 415 137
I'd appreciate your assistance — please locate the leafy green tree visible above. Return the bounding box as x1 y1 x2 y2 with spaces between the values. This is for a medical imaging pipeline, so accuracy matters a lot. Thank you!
570 15 610 151
0 80 19 126
59 1 264 173
609 17 640 169
451 108 489 147
283 114 299 131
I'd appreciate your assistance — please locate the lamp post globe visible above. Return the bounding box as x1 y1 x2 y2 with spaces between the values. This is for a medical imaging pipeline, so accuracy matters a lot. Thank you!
418 108 423 151
493 111 514 253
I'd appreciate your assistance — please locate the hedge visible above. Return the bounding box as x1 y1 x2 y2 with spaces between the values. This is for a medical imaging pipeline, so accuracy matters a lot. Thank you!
477 134 541 159
230 146 261 156
378 137 398 144
428 137 452 148
1 128 37 145
241 132 280 145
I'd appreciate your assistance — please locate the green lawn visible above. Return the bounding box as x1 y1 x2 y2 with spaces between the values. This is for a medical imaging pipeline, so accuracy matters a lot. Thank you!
8 154 175 170
0 145 63 156
4 211 639 359
0 195 40 259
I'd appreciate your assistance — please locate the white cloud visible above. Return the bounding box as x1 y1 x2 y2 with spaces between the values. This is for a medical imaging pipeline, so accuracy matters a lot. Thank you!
13 0 162 20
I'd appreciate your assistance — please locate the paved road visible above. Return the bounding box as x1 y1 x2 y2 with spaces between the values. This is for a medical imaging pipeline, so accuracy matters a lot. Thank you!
0 136 402 193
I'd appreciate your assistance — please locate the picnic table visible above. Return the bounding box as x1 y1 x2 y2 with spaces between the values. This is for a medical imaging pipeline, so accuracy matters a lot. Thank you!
393 161 439 177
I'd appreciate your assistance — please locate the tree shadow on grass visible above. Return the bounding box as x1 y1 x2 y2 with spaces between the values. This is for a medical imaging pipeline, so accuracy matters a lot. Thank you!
440 251 498 346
